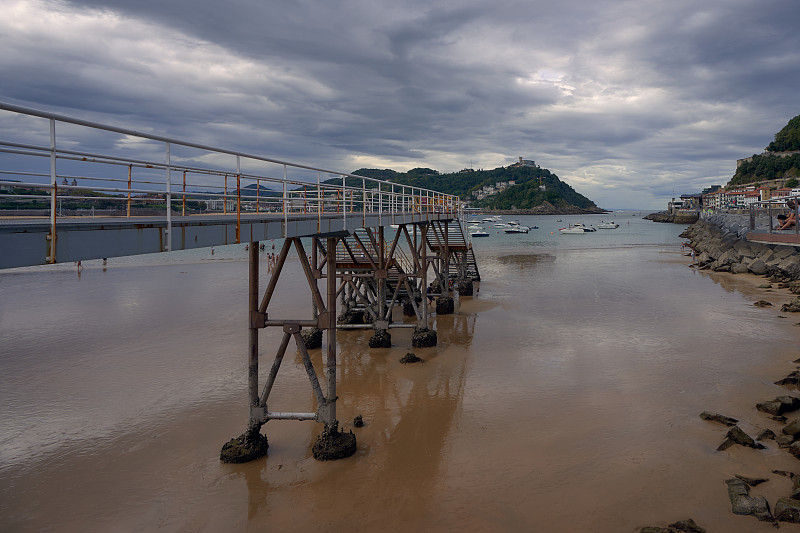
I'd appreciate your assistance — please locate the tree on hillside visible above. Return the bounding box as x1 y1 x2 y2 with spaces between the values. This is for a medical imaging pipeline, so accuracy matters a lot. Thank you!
767 115 800 152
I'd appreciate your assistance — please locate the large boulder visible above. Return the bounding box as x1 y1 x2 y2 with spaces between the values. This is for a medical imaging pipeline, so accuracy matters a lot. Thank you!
717 426 766 451
757 396 800 416
337 309 373 325
412 327 437 348
775 498 800 523
731 263 750 274
749 259 768 275
456 280 474 296
786 419 800 438
435 296 455 315
724 478 774 523
369 328 391 348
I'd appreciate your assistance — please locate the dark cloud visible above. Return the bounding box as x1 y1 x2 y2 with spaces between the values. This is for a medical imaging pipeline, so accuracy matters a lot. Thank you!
1 0 799 208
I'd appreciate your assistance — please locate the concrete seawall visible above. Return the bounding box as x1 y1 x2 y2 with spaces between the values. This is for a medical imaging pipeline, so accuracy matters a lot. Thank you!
683 213 800 282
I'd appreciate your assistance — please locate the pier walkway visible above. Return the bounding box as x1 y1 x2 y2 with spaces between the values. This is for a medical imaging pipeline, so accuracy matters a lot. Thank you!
0 103 481 462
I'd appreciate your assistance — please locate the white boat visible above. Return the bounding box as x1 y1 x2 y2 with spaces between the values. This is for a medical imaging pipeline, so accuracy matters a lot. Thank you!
559 223 596 234
493 223 507 227
504 226 529 234
390 224 400 229
596 221 619 229
507 221 520 226
470 230 490 237
559 226 586 234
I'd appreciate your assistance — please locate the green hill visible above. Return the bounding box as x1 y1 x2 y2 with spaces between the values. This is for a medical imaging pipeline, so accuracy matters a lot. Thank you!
730 114 800 187
346 164 601 212
768 115 800 152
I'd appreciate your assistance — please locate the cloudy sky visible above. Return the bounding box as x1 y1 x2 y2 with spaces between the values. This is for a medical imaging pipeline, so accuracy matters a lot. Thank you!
2 0 799 209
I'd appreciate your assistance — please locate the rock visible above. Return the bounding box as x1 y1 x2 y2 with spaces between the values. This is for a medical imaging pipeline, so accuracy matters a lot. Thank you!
456 280 474 296
435 296 455 315
776 434 796 447
717 426 766 451
756 395 800 416
666 519 706 533
699 411 738 426
312 420 357 461
368 328 391 348
776 370 800 387
754 300 773 308
750 260 769 275
773 415 789 423
784 418 800 437
353 415 364 427
783 299 800 313
300 327 323 349
789 441 800 459
639 519 706 533
775 498 800 523
337 309 372 325
724 478 774 522
757 429 776 441
399 352 423 364
772 469 795 477
412 327 437 348
735 474 769 486
220 426 269 463
732 263 750 274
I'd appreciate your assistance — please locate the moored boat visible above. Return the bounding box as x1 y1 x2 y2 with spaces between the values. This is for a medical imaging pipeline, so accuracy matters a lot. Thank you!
559 223 596 234
596 221 619 229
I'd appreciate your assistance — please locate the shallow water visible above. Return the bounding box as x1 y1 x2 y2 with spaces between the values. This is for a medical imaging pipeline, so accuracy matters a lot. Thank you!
2 214 800 532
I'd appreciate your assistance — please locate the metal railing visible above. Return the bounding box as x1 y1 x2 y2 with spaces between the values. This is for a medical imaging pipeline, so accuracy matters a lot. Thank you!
0 102 459 260
747 195 800 234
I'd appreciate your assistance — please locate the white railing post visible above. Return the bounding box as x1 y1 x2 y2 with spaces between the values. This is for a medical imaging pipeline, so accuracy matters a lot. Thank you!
317 171 321 231
166 142 172 251
341 175 346 230
48 118 57 263
283 164 288 236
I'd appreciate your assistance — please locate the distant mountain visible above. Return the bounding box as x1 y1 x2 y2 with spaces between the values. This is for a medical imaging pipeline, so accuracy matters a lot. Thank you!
343 164 602 213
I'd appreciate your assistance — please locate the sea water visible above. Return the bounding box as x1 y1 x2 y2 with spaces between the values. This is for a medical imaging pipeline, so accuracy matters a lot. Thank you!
1 213 799 532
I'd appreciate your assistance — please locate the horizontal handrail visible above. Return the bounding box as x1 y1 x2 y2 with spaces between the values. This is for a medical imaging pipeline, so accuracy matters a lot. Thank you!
0 103 460 262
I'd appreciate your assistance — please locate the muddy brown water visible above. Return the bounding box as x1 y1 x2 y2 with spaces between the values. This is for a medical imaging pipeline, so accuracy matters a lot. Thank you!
3 233 800 532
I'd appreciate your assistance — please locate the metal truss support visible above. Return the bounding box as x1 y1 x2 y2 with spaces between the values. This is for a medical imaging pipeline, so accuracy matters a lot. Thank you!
221 235 354 462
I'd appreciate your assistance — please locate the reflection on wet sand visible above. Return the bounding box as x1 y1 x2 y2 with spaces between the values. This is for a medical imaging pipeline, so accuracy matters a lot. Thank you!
6 242 800 532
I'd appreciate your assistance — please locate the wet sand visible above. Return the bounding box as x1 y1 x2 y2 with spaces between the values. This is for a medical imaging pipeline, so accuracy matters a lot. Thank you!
3 243 800 531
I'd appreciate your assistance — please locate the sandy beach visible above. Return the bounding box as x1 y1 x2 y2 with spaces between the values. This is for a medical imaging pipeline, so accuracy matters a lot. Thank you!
3 217 800 531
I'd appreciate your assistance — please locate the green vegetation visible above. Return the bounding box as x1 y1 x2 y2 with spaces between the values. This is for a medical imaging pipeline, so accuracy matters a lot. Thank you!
349 164 598 210
729 114 800 187
730 153 800 187
767 115 800 152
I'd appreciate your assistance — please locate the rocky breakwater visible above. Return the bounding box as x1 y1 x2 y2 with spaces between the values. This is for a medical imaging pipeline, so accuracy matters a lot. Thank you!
645 210 700 224
683 215 800 281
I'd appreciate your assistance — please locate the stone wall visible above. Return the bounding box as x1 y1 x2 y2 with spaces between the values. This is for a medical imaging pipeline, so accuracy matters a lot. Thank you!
683 214 800 281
